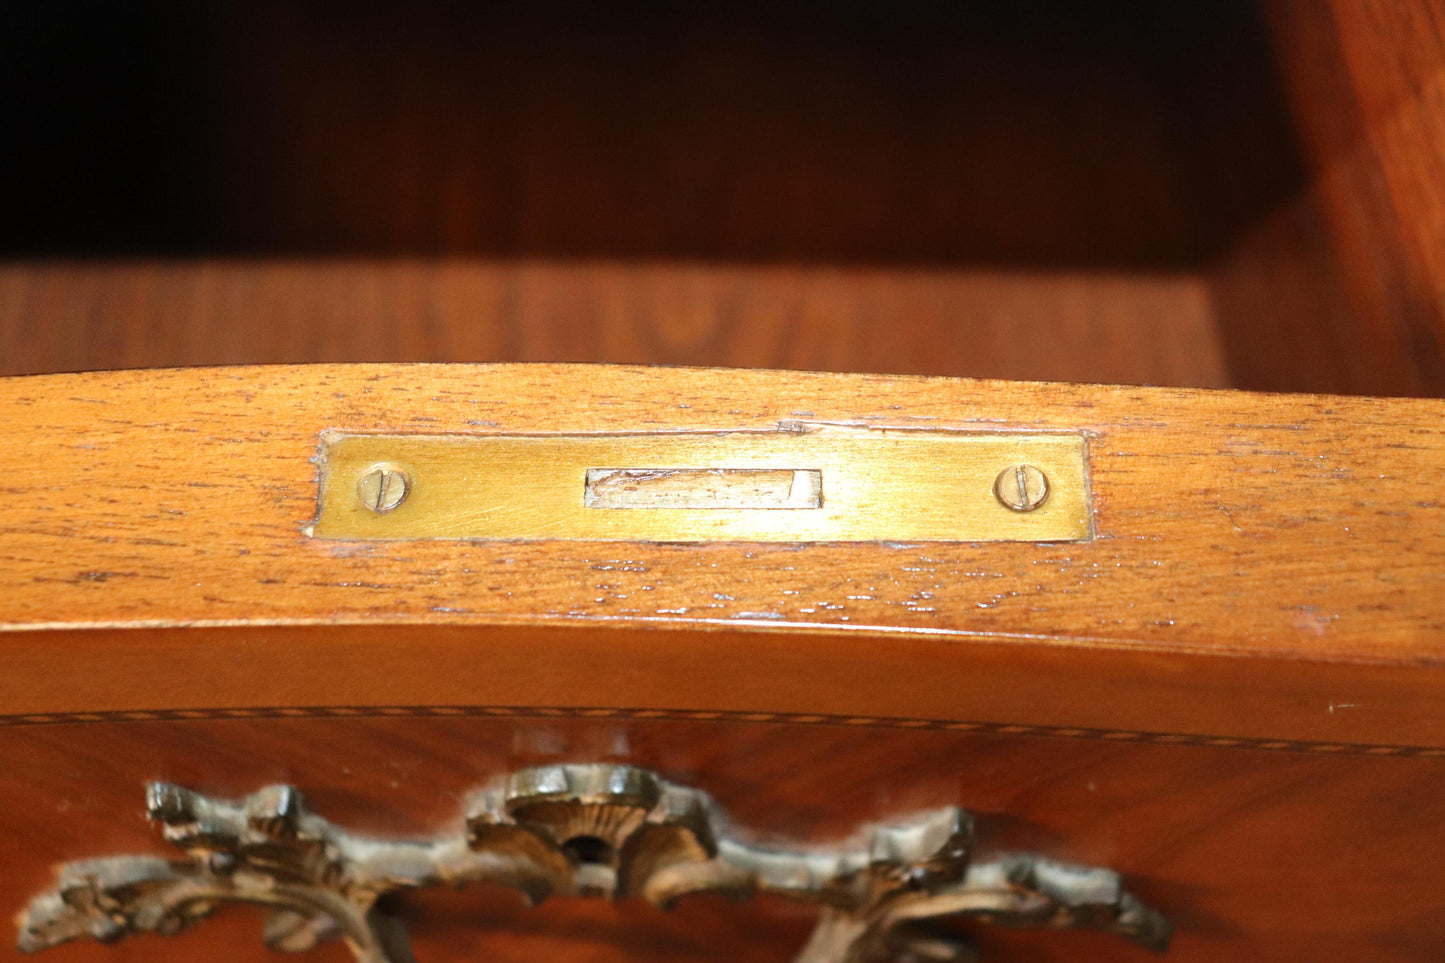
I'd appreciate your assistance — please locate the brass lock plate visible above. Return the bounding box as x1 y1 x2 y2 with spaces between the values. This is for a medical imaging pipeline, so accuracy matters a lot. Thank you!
309 426 1091 542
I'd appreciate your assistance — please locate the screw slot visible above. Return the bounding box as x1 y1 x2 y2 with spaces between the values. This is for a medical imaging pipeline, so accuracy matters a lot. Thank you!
358 464 411 514
994 464 1049 512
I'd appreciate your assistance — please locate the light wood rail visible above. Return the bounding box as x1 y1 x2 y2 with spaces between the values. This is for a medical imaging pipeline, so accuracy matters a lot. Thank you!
0 363 1441 746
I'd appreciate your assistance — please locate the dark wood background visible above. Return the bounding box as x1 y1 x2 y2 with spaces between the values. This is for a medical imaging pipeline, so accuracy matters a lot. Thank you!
4 1 1443 395
5 7 1445 958
2 3 1293 264
9 711 1445 963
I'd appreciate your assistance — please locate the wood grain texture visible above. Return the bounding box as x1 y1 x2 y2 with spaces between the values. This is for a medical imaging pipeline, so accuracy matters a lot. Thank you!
0 363 1443 749
0 261 1228 387
3 713 1443 963
1230 0 1445 396
22 3 1445 399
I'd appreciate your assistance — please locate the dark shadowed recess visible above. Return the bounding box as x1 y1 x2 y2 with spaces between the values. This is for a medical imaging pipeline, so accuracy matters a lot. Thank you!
1 1 1299 266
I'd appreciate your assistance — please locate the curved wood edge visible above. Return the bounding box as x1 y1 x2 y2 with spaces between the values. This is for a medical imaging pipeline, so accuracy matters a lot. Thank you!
3 622 1444 749
2 363 1444 748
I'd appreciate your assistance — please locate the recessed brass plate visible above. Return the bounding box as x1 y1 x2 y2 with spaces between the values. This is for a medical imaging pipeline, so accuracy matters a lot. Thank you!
310 427 1091 542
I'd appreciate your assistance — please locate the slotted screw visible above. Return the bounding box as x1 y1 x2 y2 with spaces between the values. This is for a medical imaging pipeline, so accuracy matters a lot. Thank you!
358 465 411 514
994 464 1049 512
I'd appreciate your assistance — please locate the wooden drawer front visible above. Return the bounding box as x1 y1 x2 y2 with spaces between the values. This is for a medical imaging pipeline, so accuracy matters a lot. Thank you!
6 709 1442 962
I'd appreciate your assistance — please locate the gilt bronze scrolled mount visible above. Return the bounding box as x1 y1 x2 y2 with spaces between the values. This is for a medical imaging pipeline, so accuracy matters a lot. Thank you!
17 765 1168 962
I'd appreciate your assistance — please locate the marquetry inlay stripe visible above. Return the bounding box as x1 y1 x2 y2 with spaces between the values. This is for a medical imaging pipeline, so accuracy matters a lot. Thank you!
0 705 1438 758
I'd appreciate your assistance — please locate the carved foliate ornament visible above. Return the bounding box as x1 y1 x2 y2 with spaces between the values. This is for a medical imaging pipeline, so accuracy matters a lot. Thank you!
18 765 1169 962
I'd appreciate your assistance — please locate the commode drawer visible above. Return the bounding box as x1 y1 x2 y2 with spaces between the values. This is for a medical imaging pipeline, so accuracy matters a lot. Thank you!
3 364 1443 962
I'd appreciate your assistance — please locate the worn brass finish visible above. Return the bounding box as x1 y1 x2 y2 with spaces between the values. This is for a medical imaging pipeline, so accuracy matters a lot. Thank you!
584 467 824 510
994 464 1050 512
310 426 1091 542
356 464 411 514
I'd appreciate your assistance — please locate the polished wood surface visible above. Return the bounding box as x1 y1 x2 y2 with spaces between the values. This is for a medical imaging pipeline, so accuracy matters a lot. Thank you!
4 713 1443 962
5 3 1445 401
4 5 1445 960
0 261 1227 387
1 364 1443 750
1211 0 1445 396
